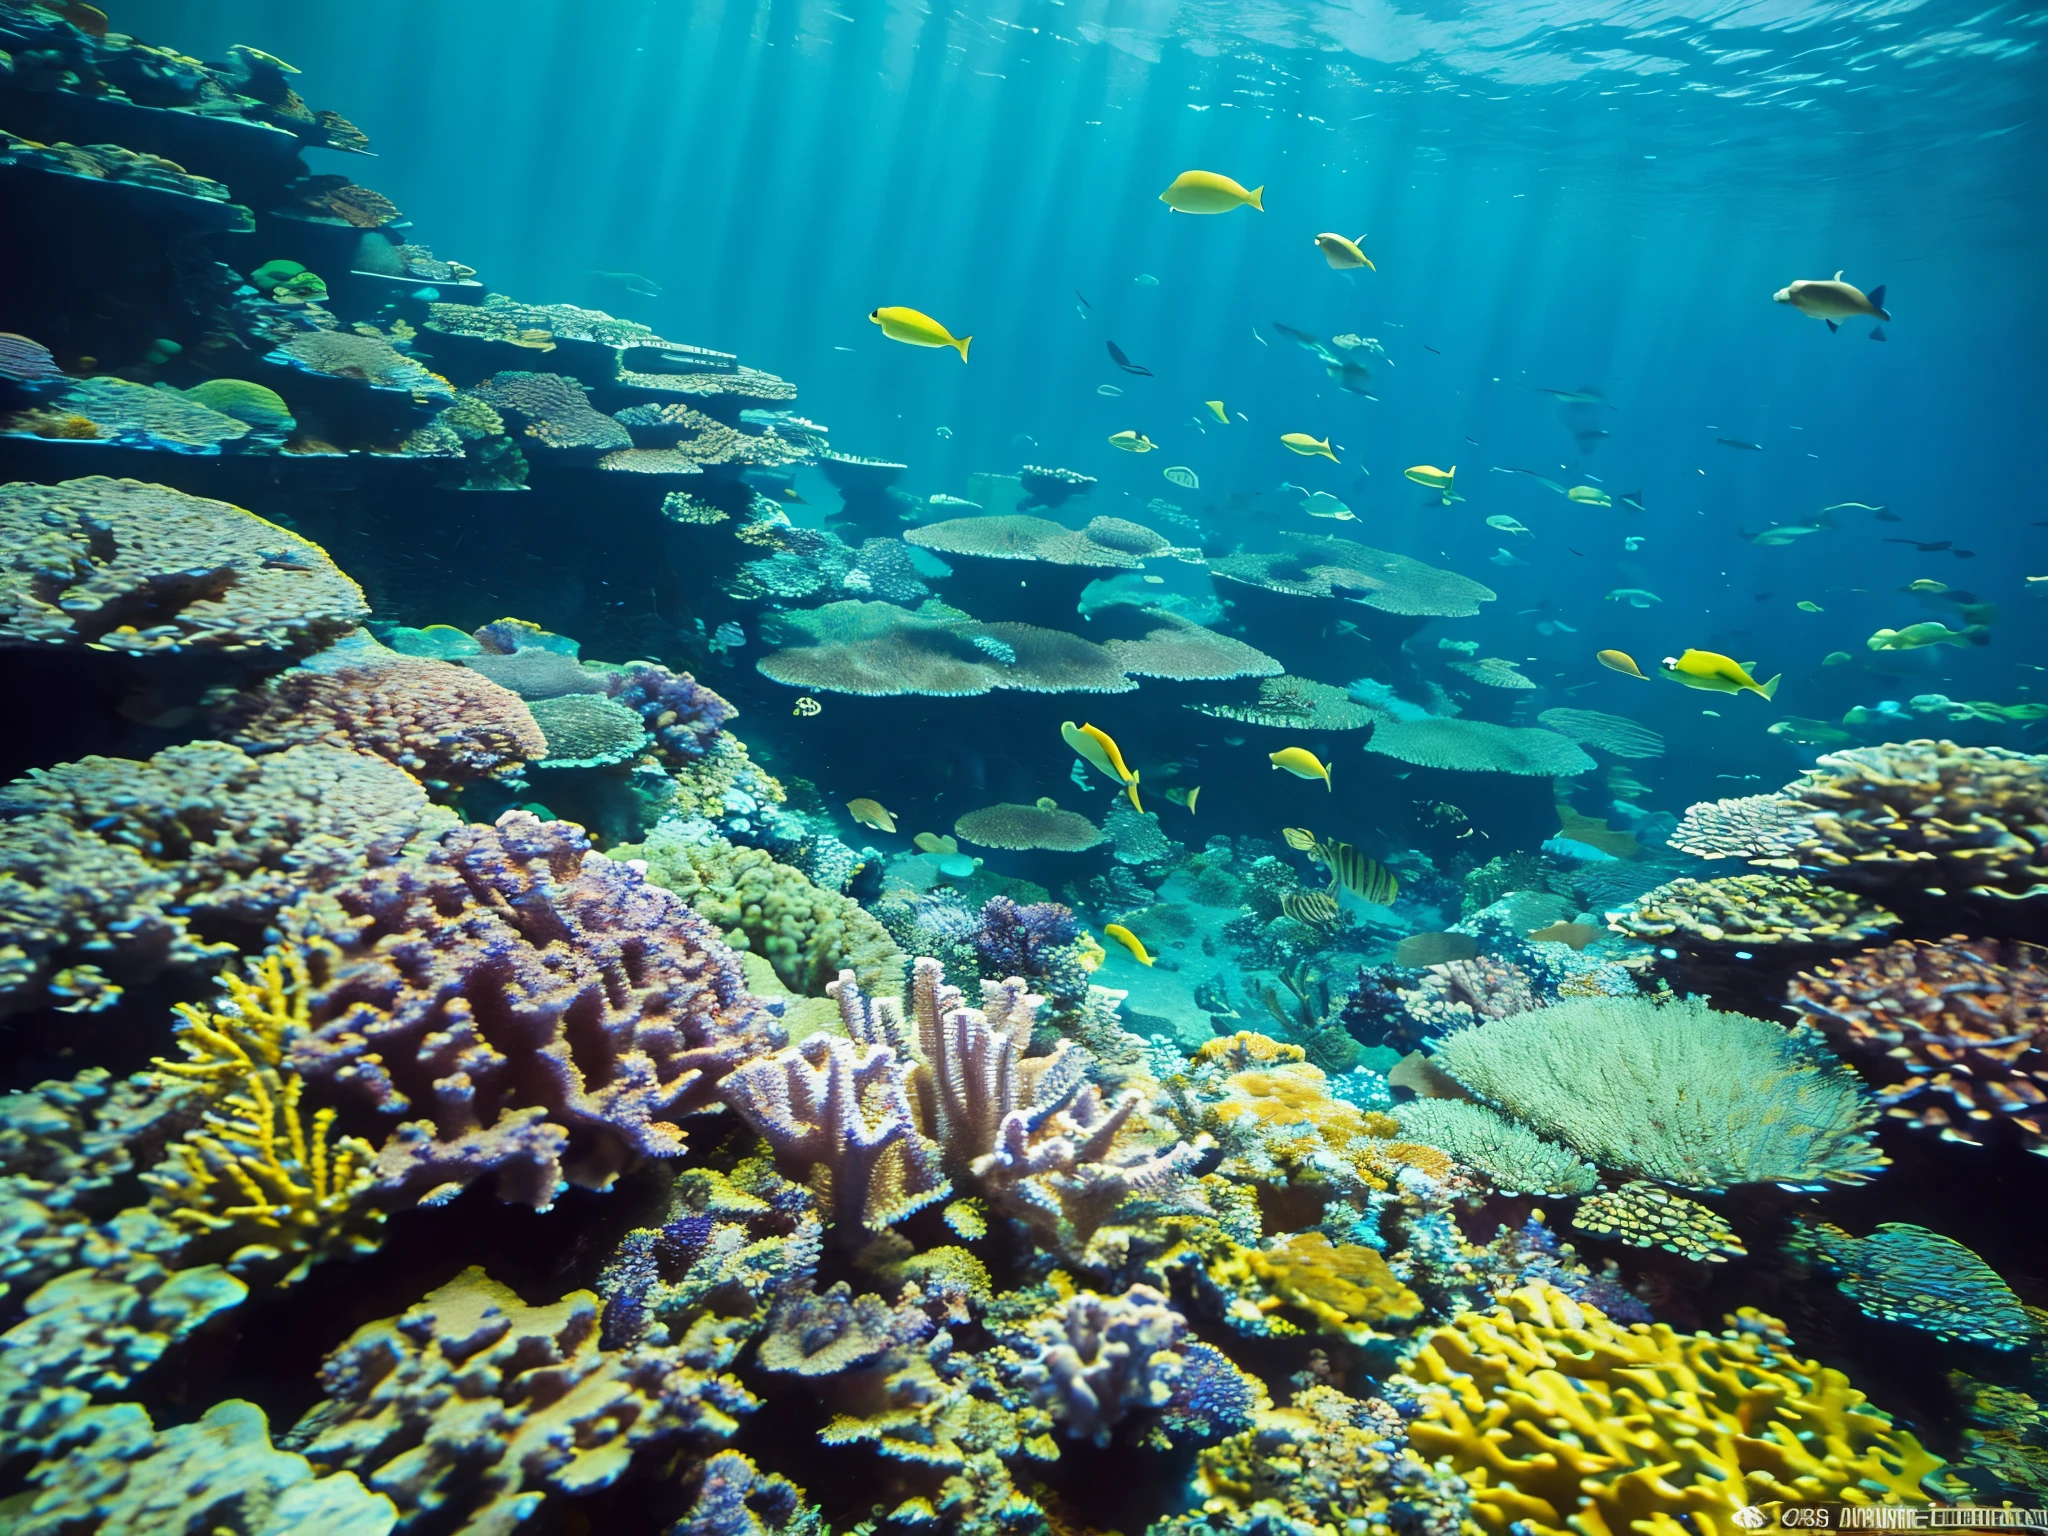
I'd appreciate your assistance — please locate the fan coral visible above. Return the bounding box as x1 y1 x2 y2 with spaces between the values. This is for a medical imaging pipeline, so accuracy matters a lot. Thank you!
1611 873 1900 950
1210 1231 1423 1344
528 692 648 768
471 371 631 451
1570 1182 1747 1263
999 1284 1188 1445
955 802 1105 852
1786 935 2047 1152
1535 708 1666 759
1211 532 1496 617
1394 1099 1598 1197
286 812 785 1208
1402 1284 1943 1533
287 1266 756 1529
0 477 366 655
1792 1221 2031 1348
1430 997 1885 1191
278 329 449 395
1366 718 1595 777
1671 793 1816 863
1186 674 1380 730
1776 740 2048 901
618 825 904 996
221 648 548 783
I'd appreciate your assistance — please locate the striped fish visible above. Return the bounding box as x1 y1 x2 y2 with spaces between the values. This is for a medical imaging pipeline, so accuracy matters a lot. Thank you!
1281 826 1319 852
1280 890 1341 930
1320 840 1399 905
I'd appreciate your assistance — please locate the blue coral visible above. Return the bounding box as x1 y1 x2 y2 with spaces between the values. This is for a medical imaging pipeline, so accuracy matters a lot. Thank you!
604 663 736 761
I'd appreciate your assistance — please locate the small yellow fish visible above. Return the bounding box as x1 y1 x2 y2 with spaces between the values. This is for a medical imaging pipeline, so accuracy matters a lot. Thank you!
1566 485 1612 507
1204 400 1229 423
1159 170 1264 214
1108 430 1157 453
1796 600 1824 613
1314 232 1374 270
1597 650 1649 680
1270 746 1331 790
846 798 896 833
870 306 971 361
1404 464 1456 504
1067 721 1142 811
1659 649 1780 700
1282 433 1338 461
1103 923 1154 966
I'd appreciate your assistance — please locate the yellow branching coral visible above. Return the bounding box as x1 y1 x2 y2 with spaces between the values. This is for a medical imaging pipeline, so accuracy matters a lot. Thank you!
1404 1283 1943 1535
142 946 382 1283
1211 1231 1422 1343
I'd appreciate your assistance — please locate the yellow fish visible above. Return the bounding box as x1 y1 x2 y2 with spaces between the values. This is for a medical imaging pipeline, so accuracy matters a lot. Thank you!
1108 430 1157 453
1597 649 1648 680
845 797 896 833
1270 746 1331 790
1160 170 1264 214
1566 485 1612 507
869 306 971 362
1163 785 1201 814
1204 400 1229 423
1404 464 1456 504
1282 433 1338 461
1796 600 1824 613
1103 923 1154 966
1314 232 1374 270
1065 721 1142 811
1659 649 1780 700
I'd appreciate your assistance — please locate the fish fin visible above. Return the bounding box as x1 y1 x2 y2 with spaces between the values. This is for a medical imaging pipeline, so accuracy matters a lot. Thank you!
1247 185 1265 211
1126 781 1143 814
1868 284 1886 310
1188 787 1199 815
1759 674 1782 701
1869 325 1886 342
1825 319 1839 333
954 335 972 363
1359 256 1376 270
1833 270 1845 280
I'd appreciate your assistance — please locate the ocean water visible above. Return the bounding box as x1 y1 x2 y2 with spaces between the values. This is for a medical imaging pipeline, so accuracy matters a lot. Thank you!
2 0 2046 1528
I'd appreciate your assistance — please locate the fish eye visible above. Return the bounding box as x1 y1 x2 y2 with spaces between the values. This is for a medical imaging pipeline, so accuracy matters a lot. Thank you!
1660 657 1679 669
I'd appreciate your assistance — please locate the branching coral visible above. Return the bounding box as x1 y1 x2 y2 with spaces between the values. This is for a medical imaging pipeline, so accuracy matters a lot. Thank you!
1775 740 2048 901
1787 935 2047 1152
0 477 366 655
674 1450 823 1536
997 1283 1187 1445
1209 1231 1422 1344
1430 997 1885 1191
1792 1222 2031 1348
1611 873 1899 950
1403 1284 1942 1534
1394 1099 1598 1197
1571 1182 1747 1263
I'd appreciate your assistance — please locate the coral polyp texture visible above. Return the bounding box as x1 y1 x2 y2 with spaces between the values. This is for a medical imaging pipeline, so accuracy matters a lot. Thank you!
1787 935 2048 1152
1792 1221 2032 1348
757 602 1142 697
1570 1181 1748 1263
905 513 1163 569
1428 996 1886 1190
472 370 632 451
1611 872 1900 950
954 801 1105 852
0 478 367 655
1394 1098 1599 1197
1365 717 1597 776
1185 674 1379 730
1776 740 2048 901
1401 1284 1943 1534
1670 792 1816 862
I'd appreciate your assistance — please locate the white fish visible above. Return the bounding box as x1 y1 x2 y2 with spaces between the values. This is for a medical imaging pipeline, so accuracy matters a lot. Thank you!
1134 274 1160 286
1097 384 1124 397
1300 491 1353 519
1490 547 1528 567
1485 514 1530 537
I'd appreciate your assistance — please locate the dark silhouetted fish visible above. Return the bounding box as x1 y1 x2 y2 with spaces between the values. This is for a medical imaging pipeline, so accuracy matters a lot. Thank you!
1107 339 1152 376
589 270 662 298
1716 437 1764 451
1885 538 1953 552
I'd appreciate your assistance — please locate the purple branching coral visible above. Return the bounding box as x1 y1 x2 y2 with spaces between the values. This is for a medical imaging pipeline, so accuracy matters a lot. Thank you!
603 662 735 763
287 812 785 1210
970 896 1091 1009
999 1284 1189 1446
756 1280 936 1376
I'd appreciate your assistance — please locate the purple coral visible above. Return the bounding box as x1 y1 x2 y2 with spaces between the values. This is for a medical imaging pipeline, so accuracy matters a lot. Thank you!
972 896 1088 1005
603 662 735 762
1003 1284 1187 1445
290 812 785 1209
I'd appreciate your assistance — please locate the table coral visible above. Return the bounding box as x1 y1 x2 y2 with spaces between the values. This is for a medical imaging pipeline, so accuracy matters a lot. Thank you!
1394 1099 1598 1197
1212 532 1496 617
288 1266 757 1530
1787 935 2047 1152
1535 707 1666 758
1570 1181 1747 1262
32 375 251 451
1401 1283 1943 1534
473 370 631 451
277 328 450 396
286 812 785 1209
1611 872 1899 950
1429 996 1886 1191
955 801 1105 852
1364 718 1596 777
1776 740 2048 901
1792 1221 2031 1348
0 477 367 655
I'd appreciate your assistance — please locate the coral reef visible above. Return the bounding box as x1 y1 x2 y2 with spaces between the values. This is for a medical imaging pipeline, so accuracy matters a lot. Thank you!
1209 1231 1423 1343
528 692 648 768
1670 793 1815 862
1612 872 1900 950
1211 533 1495 617
1185 674 1380 730
1534 707 1665 758
1394 1099 1599 1197
955 801 1105 852
1365 718 1596 777
473 370 632 451
999 1283 1187 1444
1570 1182 1747 1262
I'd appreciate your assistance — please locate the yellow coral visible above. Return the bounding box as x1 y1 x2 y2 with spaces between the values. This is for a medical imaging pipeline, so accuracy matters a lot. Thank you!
143 945 382 1282
1212 1231 1422 1343
1405 1283 1943 1535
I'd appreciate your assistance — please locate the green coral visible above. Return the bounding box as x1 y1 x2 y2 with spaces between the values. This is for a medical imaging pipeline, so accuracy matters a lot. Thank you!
619 825 903 996
1394 1099 1599 1197
180 377 295 433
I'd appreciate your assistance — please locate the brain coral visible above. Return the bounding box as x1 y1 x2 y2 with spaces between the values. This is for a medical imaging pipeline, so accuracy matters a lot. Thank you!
1365 718 1596 777
221 648 547 783
1430 996 1886 1191
472 371 631 451
1612 873 1899 950
286 812 785 1207
0 477 367 655
1402 1283 1943 1534
617 824 905 997
1211 532 1495 618
1776 740 2048 901
953 802 1105 852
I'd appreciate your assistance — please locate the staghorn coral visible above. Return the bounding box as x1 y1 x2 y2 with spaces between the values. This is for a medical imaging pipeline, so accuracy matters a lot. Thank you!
1211 532 1495 617
278 329 448 396
1611 872 1900 950
1430 996 1886 1191
221 646 548 784
1365 718 1595 777
955 801 1104 852
1402 1283 1941 1534
0 741 454 1018
286 811 784 1209
1185 674 1380 731
1570 1182 1747 1263
0 477 366 655
1394 1099 1598 1197
1535 707 1666 759
619 825 903 997
528 692 647 768
287 1266 757 1531
1670 793 1815 862
1792 1221 2031 1348
998 1284 1187 1445
1209 1231 1423 1344
471 371 631 451
1776 740 2048 901
1786 935 2047 1152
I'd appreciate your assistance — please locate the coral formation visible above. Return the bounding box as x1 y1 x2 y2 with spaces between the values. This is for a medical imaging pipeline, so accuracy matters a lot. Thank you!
1366 718 1596 776
1395 1099 1599 1196
472 371 632 451
1612 873 1900 950
1570 1182 1747 1262
1211 532 1495 617
1670 793 1815 862
955 802 1105 852
528 692 648 768
1793 1221 2031 1347
1000 1284 1188 1444
1185 674 1379 731
1535 707 1666 758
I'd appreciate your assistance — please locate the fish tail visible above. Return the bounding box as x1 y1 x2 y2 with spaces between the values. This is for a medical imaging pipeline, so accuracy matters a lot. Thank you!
1868 284 1887 315
1188 786 1200 815
953 335 972 363
1247 185 1265 211
1758 674 1782 701
1322 770 1332 790
1126 780 1143 814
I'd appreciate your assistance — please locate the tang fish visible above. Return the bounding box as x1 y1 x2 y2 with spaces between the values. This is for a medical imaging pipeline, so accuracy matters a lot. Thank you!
1774 272 1890 339
1404 464 1456 504
1109 430 1158 453
1567 485 1612 507
1270 746 1332 790
1314 232 1374 270
1103 923 1154 966
1605 588 1662 608
1301 491 1352 519
846 798 896 833
1485 515 1530 536
870 306 971 361
1660 649 1781 700
1205 400 1229 423
1160 170 1264 213
1282 433 1338 462
1163 785 1201 813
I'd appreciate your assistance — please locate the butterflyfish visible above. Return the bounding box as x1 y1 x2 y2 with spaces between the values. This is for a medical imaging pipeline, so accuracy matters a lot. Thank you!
1320 840 1397 904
